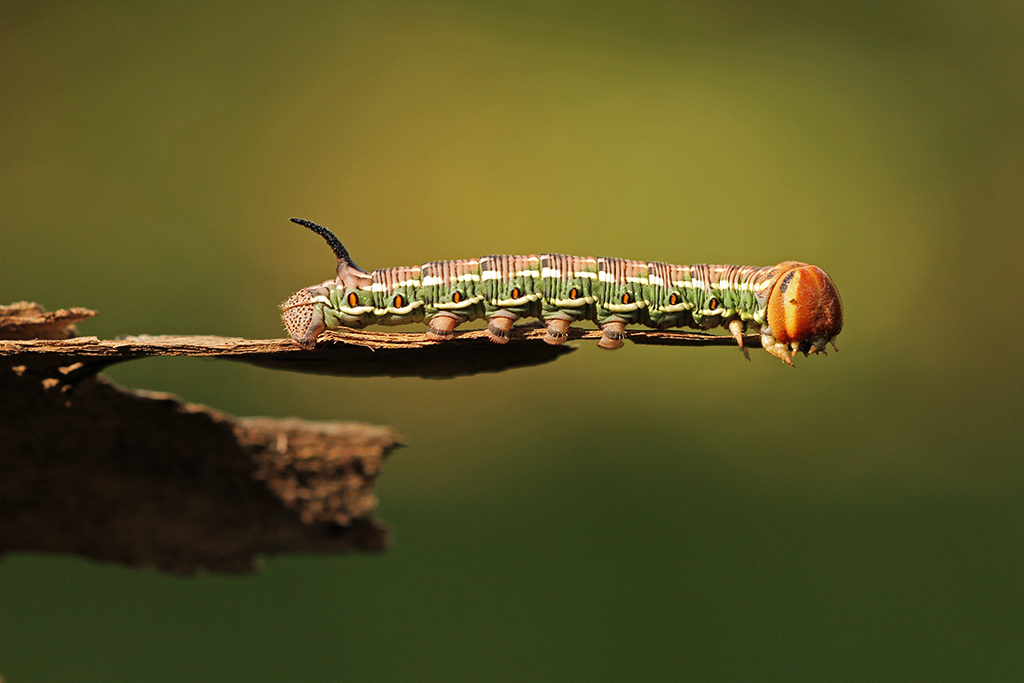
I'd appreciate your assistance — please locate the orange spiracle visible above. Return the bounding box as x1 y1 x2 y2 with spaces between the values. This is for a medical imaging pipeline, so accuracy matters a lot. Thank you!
763 261 843 365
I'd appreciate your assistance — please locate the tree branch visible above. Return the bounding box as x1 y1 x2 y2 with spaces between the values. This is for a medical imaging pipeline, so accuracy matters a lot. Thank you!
1 303 761 381
1 303 403 574
0 301 759 574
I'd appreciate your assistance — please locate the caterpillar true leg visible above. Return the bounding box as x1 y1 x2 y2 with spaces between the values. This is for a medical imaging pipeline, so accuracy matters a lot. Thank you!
728 319 751 361
760 333 795 366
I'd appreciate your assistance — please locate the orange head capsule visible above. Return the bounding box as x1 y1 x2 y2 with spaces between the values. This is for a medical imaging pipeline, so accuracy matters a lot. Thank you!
763 261 843 362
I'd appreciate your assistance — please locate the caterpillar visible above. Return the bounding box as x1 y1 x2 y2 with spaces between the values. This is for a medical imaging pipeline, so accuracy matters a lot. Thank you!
280 218 843 365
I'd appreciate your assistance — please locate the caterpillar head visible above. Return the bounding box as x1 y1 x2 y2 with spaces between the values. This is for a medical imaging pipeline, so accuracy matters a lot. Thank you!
761 261 843 365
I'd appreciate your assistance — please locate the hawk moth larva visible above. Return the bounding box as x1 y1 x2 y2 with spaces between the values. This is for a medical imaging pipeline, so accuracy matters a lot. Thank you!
280 218 843 366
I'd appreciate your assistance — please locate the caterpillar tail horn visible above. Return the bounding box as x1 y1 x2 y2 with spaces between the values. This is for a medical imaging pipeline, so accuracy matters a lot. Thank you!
290 217 372 289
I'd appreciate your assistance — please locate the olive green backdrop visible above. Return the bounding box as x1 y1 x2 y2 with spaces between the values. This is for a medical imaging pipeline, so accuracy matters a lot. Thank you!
3 1 1023 680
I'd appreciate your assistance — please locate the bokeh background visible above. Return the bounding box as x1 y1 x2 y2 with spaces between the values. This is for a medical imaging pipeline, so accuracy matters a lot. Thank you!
3 1 1024 680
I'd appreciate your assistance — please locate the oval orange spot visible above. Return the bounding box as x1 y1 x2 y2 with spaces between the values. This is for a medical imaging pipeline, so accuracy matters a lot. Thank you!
569 288 580 299
709 297 719 310
622 293 632 304
510 287 521 299
452 291 462 303
394 294 404 308
347 292 359 307
669 293 679 305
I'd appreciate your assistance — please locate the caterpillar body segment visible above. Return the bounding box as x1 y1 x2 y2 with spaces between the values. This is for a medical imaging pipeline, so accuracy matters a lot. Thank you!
479 254 542 343
280 218 843 365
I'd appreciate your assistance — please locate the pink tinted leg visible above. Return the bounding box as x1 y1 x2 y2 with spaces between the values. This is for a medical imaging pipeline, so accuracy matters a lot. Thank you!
597 321 626 350
543 318 571 345
485 315 516 344
426 314 460 340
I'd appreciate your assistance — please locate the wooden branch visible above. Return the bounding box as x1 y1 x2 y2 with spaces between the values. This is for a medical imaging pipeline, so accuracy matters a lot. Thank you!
1 303 761 381
0 301 759 574
1 303 405 574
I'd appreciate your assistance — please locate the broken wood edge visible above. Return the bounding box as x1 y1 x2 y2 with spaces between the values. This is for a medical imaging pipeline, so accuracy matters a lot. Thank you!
0 301 97 340
0 366 403 575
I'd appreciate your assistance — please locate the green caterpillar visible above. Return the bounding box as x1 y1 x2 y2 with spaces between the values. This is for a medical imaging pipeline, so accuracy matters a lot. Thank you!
280 218 843 365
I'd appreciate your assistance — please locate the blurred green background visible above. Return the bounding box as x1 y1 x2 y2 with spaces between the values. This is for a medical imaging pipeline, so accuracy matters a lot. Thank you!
3 1 1024 680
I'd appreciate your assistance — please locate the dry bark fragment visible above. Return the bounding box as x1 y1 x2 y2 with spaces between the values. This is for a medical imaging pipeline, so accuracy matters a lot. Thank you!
0 366 400 575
